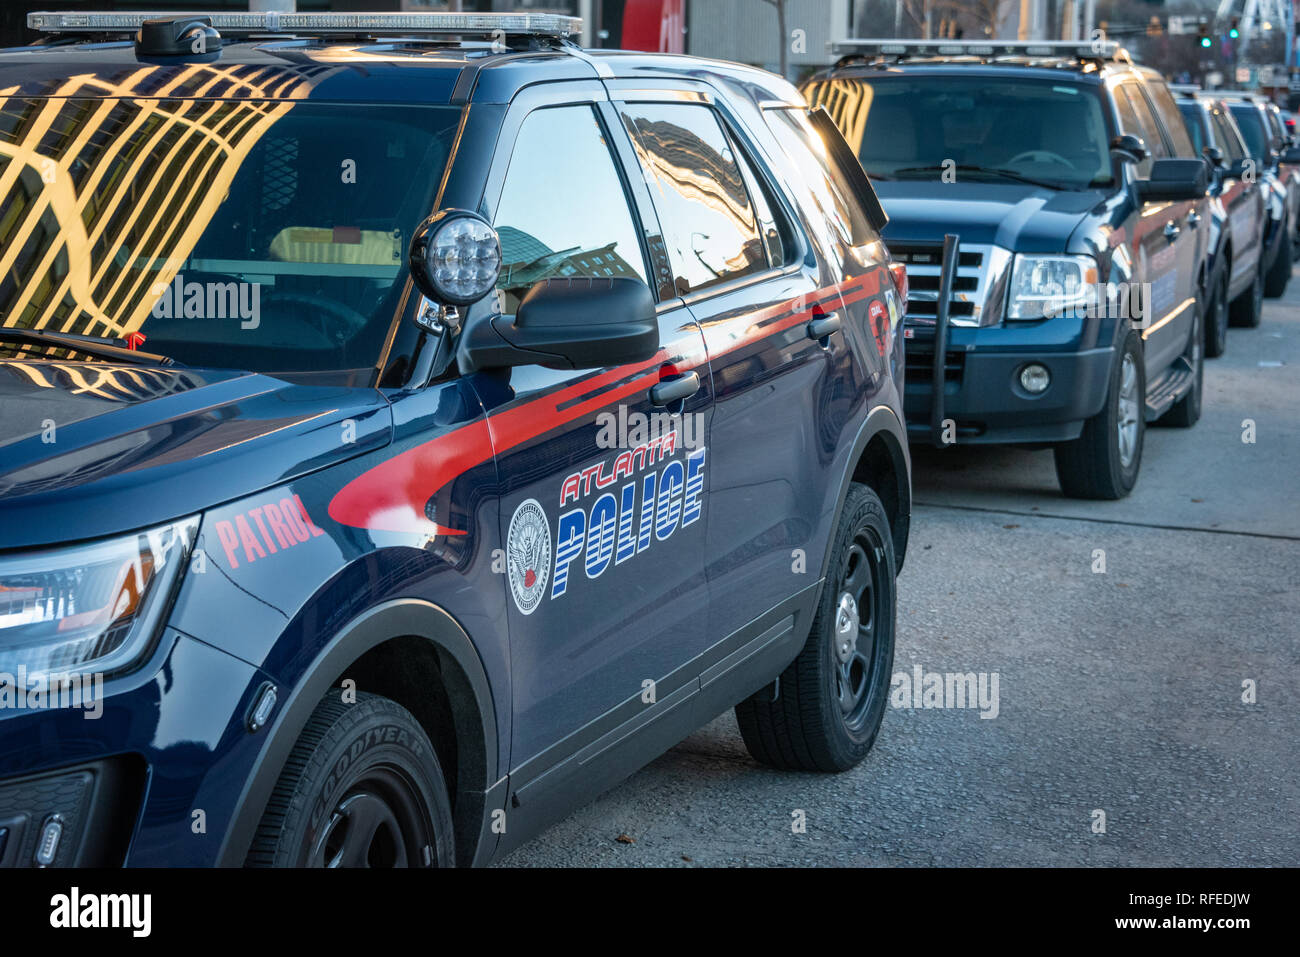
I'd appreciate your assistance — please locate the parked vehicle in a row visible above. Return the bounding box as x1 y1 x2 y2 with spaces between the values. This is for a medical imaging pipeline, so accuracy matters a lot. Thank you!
1219 92 1300 297
805 40 1208 501
1174 89 1268 350
0 11 911 867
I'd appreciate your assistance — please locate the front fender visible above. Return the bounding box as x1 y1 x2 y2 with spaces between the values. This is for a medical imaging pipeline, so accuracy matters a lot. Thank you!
215 598 499 867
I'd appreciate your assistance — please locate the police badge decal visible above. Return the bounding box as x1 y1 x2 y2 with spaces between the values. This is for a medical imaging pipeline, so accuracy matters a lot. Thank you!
507 498 551 615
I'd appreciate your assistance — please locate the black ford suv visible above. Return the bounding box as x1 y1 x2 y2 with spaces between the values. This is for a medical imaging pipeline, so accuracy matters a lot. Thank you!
805 40 1210 500
0 10 910 867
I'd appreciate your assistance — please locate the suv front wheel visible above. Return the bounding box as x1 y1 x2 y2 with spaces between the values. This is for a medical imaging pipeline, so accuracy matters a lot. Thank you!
735 482 896 773
1053 328 1145 500
248 691 454 867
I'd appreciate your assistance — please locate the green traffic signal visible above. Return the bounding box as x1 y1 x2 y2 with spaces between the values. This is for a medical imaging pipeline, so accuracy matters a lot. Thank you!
1229 28 1239 38
1200 36 1212 47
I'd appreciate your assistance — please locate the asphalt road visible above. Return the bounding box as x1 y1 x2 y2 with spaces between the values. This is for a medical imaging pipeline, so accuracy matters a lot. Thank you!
500 268 1300 867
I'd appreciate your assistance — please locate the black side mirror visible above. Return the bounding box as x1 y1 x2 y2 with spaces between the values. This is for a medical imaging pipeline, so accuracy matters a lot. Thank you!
1110 133 1149 166
463 277 659 371
1137 157 1209 202
1202 145 1225 167
1282 147 1300 165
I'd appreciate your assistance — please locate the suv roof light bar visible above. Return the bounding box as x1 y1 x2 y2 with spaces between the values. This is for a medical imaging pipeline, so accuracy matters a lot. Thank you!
26 10 583 39
830 38 1129 63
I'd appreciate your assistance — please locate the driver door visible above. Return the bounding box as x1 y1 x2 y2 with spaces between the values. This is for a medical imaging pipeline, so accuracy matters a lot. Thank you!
473 88 713 845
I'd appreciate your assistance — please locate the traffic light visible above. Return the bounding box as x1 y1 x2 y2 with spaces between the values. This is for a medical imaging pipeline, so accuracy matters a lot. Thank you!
1229 17 1240 39
1199 22 1212 48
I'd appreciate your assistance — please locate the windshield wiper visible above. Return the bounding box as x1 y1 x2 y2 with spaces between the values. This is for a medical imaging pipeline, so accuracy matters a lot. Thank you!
890 164 1068 190
0 328 180 366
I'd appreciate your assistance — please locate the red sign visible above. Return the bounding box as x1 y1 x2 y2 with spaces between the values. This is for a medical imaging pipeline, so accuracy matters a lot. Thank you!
620 0 683 54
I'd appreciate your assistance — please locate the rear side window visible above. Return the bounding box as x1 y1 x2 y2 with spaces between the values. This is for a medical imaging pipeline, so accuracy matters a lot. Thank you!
618 102 772 296
493 105 649 312
1229 104 1269 161
1146 80 1196 157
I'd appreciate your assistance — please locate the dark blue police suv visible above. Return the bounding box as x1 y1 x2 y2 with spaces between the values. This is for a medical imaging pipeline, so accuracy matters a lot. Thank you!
0 11 910 867
806 40 1210 500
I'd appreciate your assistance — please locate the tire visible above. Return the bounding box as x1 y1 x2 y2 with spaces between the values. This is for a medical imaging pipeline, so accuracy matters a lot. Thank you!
1230 257 1263 328
1053 328 1145 500
247 691 454 868
734 483 896 773
1160 298 1203 429
1204 266 1229 359
1264 226 1292 298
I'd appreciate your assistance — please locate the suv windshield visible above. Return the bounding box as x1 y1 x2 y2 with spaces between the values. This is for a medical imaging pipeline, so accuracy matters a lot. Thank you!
806 75 1114 190
0 97 460 372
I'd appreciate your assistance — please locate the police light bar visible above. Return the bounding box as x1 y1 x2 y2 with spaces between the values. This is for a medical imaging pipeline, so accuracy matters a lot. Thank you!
831 38 1125 60
27 10 583 39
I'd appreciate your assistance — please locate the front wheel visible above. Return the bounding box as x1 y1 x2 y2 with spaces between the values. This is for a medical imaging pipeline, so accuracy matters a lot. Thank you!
247 691 454 868
1053 328 1145 500
735 483 896 773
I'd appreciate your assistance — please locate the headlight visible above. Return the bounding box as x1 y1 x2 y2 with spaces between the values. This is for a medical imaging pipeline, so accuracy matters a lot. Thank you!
1007 254 1098 320
0 517 198 680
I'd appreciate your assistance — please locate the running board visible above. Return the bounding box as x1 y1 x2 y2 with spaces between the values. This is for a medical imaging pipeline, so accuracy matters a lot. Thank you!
1144 354 1194 421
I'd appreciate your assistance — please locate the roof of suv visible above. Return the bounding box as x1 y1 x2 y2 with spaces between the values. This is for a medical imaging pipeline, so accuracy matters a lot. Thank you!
813 40 1143 87
0 35 802 107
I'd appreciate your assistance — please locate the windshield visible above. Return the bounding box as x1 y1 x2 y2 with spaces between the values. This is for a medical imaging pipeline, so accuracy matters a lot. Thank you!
0 97 460 372
1229 104 1268 161
806 75 1114 190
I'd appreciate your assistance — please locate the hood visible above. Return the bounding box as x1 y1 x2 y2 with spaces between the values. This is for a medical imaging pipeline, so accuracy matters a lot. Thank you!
0 360 391 550
874 181 1105 251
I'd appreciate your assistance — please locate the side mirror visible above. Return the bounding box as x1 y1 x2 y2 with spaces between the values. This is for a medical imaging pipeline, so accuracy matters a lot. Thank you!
463 277 659 371
1137 157 1209 202
1282 146 1300 165
1202 145 1225 167
1110 133 1149 166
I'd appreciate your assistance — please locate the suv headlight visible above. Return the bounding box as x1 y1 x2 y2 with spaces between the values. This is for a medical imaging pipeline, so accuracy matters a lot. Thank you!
0 517 198 681
1007 254 1098 320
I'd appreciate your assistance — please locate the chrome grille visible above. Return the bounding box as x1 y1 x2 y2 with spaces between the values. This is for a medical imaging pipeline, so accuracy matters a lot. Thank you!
889 242 1011 327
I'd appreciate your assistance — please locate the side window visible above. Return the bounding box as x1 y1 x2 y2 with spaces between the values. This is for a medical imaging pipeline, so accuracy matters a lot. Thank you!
1146 81 1196 157
493 105 649 312
765 106 876 248
1114 84 1165 176
618 102 771 296
1179 105 1205 155
1213 108 1246 162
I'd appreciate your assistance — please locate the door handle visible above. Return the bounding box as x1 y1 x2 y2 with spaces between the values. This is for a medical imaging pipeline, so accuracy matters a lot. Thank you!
650 370 700 407
806 312 842 343
1187 211 1201 228
1163 221 1180 241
